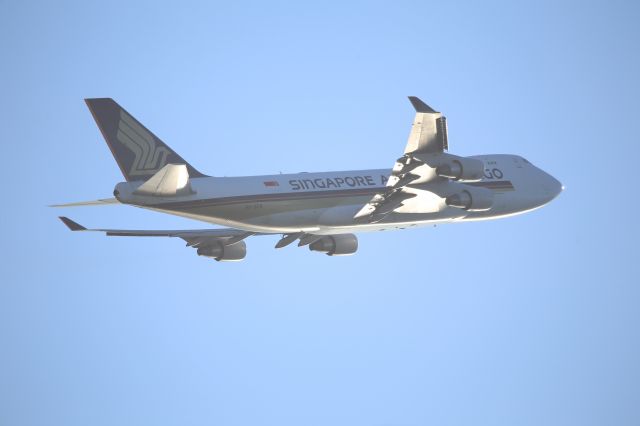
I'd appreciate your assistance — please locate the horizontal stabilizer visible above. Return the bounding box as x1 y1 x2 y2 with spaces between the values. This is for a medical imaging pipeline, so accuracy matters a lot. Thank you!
50 198 119 207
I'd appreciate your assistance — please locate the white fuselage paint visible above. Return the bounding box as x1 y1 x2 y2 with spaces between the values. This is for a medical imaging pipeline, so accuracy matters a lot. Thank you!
113 154 563 235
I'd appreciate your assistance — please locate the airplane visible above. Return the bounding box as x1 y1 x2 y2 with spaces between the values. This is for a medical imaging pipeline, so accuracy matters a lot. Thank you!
55 97 563 261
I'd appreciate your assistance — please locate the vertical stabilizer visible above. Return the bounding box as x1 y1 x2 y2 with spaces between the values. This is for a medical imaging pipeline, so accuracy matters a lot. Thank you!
85 98 206 181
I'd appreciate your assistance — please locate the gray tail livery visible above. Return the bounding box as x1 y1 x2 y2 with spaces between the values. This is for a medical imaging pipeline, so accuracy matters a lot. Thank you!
85 98 206 182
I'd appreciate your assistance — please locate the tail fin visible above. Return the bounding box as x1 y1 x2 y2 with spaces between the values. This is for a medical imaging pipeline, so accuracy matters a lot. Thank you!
85 98 206 182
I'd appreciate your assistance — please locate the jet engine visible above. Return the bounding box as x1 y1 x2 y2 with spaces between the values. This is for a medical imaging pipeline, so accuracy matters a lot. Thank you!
436 158 484 181
445 186 493 211
309 234 358 256
197 241 247 261
413 152 484 182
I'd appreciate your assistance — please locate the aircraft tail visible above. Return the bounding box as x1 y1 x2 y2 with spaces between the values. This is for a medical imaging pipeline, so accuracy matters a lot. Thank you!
85 98 206 182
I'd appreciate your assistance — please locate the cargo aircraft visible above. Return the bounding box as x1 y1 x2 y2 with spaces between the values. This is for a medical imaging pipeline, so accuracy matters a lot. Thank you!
55 97 562 261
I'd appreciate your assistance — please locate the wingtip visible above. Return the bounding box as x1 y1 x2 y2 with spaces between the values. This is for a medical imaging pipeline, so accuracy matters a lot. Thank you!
408 96 437 113
59 216 86 231
84 98 116 109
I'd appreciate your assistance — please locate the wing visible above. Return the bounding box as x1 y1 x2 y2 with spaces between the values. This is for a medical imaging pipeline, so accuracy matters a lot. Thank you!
404 96 448 154
354 97 450 221
58 216 268 259
60 217 352 258
61 214 253 236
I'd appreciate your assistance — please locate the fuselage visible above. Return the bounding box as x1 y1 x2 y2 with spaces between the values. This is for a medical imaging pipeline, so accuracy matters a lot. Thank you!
59 97 564 261
113 154 562 235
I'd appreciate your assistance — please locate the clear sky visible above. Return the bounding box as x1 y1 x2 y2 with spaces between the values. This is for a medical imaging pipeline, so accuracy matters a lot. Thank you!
1 1 639 425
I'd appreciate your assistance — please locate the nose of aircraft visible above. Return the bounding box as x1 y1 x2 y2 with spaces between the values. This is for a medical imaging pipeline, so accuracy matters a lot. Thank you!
543 173 563 202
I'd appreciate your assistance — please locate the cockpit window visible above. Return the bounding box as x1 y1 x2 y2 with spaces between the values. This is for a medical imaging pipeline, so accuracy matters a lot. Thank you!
521 157 531 165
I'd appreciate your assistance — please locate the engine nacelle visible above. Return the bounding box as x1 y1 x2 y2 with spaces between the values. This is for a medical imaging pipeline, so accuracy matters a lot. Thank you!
197 241 246 261
413 152 484 182
445 186 493 211
435 157 484 182
309 234 358 256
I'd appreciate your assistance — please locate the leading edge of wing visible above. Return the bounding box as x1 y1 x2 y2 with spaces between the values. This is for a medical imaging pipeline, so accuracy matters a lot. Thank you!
58 216 269 238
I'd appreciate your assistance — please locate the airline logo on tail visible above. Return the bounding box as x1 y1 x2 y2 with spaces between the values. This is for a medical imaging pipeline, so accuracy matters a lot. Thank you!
116 110 170 177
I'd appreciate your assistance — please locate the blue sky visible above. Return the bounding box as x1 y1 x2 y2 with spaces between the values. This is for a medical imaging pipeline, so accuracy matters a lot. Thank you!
1 1 639 425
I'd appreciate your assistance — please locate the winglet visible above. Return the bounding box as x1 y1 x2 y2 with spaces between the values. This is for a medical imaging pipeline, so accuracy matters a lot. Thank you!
408 96 438 113
59 216 87 231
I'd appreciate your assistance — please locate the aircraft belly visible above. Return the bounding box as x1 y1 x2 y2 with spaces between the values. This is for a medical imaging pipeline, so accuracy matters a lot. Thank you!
147 194 373 232
143 192 468 234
